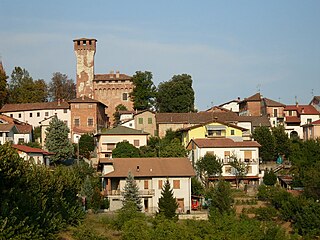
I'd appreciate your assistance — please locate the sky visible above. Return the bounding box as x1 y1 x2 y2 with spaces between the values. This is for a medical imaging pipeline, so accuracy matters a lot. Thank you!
0 0 319 110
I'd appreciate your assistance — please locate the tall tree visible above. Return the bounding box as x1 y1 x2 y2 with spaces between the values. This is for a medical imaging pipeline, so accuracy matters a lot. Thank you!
272 125 291 158
130 71 157 110
229 155 248 189
45 116 74 164
157 179 178 219
122 172 142 211
8 67 48 103
252 126 276 161
113 104 128 127
48 72 76 101
156 74 195 113
112 141 140 158
79 134 95 159
0 68 8 108
196 153 222 188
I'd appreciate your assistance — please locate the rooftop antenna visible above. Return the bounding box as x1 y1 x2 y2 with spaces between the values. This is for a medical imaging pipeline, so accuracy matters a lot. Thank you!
257 84 261 93
311 89 314 97
278 97 281 103
295 95 298 105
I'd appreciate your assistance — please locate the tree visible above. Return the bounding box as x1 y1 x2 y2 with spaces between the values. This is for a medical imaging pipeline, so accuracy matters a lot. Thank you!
113 104 128 127
159 138 187 157
45 115 74 164
8 67 48 103
130 71 157 111
48 72 76 101
122 172 142 211
191 177 204 196
252 126 275 161
79 134 95 159
229 155 248 189
263 169 277 186
196 153 222 188
0 68 9 108
272 125 291 158
158 179 178 219
112 141 140 158
157 74 195 113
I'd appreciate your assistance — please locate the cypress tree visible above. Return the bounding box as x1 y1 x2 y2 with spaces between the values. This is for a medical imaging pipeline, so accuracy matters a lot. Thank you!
158 179 178 219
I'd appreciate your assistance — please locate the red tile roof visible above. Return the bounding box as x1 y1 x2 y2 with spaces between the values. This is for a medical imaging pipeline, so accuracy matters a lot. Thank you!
68 96 107 107
0 101 69 113
16 124 32 134
285 116 301 123
0 124 16 132
12 144 53 155
187 138 260 149
311 119 320 125
103 157 195 178
284 105 319 115
263 98 285 107
94 73 132 81
239 93 261 103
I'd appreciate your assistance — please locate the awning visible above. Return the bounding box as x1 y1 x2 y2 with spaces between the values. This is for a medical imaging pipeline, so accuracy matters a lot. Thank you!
206 125 226 131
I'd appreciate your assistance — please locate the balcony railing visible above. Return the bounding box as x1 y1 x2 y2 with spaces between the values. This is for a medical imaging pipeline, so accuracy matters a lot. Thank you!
103 189 155 196
221 158 259 165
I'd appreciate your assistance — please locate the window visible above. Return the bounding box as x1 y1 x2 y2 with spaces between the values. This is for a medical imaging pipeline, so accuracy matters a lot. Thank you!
138 118 143 124
106 143 116 151
244 151 252 161
231 129 235 135
29 113 32 117
88 104 93 108
10 114 13 118
144 180 149 189
18 138 24 144
87 118 94 126
247 166 252 174
64 109 68 113
148 118 152 124
75 104 80 109
173 180 180 189
225 166 232 174
224 151 230 163
158 180 163 189
208 130 222 137
74 118 80 126
64 120 68 126
45 112 49 117
37 112 40 117
122 93 128 101
307 118 312 124
18 113 21 118
273 108 278 117
133 139 140 147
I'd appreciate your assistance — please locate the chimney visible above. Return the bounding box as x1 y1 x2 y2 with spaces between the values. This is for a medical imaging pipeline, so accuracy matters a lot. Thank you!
57 98 61 106
116 70 120 78
136 166 140 172
110 70 114 79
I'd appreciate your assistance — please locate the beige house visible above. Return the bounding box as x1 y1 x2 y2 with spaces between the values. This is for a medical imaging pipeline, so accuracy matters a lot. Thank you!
302 119 320 140
99 157 195 212
133 110 156 137
95 126 149 158
12 144 52 165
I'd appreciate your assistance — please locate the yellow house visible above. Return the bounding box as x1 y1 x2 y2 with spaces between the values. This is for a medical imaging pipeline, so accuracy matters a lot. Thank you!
179 120 247 147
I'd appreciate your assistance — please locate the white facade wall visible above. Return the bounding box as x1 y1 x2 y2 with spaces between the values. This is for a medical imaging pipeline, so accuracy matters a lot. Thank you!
121 119 135 129
14 133 32 144
220 101 239 113
17 152 46 165
0 131 14 145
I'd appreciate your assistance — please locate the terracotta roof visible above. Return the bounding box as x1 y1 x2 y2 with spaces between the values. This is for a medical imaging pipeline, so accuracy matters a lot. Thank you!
16 124 32 134
94 73 132 81
187 138 260 150
156 112 239 124
284 105 319 115
12 144 53 155
311 119 320 125
0 123 16 132
72 127 94 134
97 126 149 135
202 106 232 113
263 98 285 107
302 119 320 127
218 99 240 107
68 96 107 107
239 93 261 103
237 115 271 127
285 116 301 123
310 96 320 104
103 157 195 178
0 101 69 113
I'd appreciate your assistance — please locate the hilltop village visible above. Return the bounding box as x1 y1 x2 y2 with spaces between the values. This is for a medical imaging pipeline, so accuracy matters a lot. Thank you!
1 38 320 239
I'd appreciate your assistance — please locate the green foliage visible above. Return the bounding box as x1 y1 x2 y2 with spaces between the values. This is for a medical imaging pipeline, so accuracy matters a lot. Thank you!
196 153 222 187
45 115 74 164
8 67 48 103
0 69 9 108
159 138 187 157
252 126 275 161
156 74 195 113
122 218 152 240
113 201 145 230
130 71 157 111
157 179 178 220
254 206 278 221
263 169 277 186
72 223 109 240
229 155 248 188
191 177 204 196
79 134 95 159
113 104 128 127
33 126 41 142
272 125 291 158
112 141 140 158
48 72 76 101
207 181 234 218
122 172 142 211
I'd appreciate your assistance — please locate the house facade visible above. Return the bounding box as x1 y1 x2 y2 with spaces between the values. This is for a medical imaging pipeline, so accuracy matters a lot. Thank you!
95 126 149 158
12 144 52 165
239 93 262 116
302 119 320 140
187 138 261 184
310 96 320 112
261 98 285 127
99 157 195 213
133 110 156 137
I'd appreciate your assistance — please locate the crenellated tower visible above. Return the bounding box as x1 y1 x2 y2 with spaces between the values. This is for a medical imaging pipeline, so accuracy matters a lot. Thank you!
73 38 97 98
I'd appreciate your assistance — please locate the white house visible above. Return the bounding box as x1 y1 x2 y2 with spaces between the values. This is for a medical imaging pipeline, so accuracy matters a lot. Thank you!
12 144 53 165
99 157 195 213
95 126 149 158
187 138 261 184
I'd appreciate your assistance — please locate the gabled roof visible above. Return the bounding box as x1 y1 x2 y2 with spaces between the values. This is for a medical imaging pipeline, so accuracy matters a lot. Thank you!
285 116 301 123
0 101 69 113
218 99 240 107
284 105 319 115
68 96 107 107
237 115 271 127
202 106 231 113
97 126 149 136
0 123 17 133
309 96 320 104
156 112 239 124
301 119 320 127
186 138 260 150
94 73 132 81
262 98 285 107
178 119 247 132
103 157 195 178
16 124 32 134
12 144 53 155
239 93 261 103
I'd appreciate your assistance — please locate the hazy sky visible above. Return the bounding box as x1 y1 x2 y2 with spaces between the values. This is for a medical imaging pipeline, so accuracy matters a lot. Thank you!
1 0 319 110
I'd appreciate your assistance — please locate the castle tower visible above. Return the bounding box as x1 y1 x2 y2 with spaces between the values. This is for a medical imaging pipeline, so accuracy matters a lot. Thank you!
73 38 97 98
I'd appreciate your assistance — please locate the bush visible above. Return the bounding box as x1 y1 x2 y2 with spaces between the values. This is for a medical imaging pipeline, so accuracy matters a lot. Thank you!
255 206 278 221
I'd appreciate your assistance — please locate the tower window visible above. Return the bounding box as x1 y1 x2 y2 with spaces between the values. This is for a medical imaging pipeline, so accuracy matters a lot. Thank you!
122 93 128 101
89 40 92 45
77 41 80 46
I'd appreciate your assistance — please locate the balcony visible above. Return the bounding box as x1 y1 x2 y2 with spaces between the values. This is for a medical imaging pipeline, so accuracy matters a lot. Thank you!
103 189 155 196
222 158 259 165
